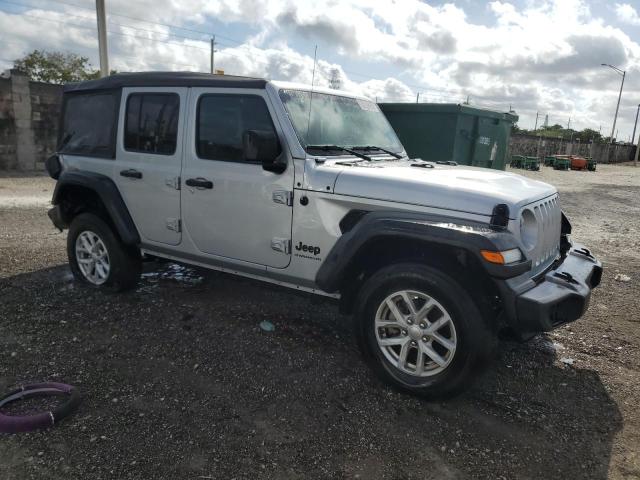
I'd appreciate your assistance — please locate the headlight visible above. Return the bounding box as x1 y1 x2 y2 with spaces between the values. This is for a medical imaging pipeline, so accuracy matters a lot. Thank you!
520 208 538 251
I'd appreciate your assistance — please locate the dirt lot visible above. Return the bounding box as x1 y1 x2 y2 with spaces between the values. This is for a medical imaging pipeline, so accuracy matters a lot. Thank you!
1 165 639 479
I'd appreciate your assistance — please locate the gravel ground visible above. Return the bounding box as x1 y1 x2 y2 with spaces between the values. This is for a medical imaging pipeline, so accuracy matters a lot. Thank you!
0 165 638 479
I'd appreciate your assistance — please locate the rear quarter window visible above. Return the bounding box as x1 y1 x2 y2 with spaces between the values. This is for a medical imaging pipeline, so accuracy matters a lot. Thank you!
59 91 119 158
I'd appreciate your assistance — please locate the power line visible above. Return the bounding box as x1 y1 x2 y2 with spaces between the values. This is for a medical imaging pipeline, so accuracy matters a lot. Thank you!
4 0 475 99
0 0 507 105
45 0 245 45
0 4 212 52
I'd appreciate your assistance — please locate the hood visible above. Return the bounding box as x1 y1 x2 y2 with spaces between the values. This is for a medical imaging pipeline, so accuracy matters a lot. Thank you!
331 160 557 217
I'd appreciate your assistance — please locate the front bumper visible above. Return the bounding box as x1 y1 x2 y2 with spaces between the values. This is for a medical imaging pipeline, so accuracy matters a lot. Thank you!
498 243 602 339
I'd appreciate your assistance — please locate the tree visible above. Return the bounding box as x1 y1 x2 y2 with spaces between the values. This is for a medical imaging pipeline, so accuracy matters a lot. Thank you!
511 123 525 134
580 128 603 144
13 50 102 84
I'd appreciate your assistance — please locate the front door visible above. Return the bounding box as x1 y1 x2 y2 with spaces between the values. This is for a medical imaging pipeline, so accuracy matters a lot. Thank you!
181 89 294 269
114 87 186 246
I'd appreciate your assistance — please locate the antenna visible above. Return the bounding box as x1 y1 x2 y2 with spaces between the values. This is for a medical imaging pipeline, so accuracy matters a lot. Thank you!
305 45 318 142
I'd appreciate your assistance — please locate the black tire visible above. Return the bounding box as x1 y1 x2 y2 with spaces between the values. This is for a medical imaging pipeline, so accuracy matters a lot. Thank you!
354 263 493 399
67 213 141 292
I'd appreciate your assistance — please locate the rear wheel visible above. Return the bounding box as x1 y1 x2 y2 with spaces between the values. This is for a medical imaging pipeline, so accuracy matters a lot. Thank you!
354 263 493 398
67 213 141 292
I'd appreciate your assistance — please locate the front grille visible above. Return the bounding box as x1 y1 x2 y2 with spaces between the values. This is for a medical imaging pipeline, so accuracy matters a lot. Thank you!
527 195 562 276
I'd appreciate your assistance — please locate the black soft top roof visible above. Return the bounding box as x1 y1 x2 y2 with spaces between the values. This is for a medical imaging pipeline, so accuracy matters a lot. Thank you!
63 71 267 93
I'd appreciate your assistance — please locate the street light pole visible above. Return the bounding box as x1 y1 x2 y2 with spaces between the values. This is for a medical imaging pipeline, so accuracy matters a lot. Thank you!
601 63 625 163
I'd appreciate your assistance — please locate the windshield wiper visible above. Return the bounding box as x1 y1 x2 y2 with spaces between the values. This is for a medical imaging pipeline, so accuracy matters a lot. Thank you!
305 144 372 161
350 145 403 159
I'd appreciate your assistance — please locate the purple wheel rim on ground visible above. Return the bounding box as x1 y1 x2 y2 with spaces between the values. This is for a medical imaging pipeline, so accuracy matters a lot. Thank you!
0 382 81 434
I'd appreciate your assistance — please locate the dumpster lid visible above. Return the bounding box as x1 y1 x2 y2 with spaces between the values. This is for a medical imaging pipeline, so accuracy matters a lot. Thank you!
378 102 518 123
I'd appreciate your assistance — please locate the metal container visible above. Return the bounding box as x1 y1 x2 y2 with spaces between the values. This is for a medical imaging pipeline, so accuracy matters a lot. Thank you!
511 155 525 168
553 155 570 170
524 156 541 171
379 103 518 170
569 155 588 171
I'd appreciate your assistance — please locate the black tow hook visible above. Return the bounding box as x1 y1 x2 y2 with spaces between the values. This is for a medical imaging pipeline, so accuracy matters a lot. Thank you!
553 271 578 284
575 247 595 260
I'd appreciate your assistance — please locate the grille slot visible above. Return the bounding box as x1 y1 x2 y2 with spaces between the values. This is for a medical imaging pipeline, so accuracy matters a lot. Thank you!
526 195 561 276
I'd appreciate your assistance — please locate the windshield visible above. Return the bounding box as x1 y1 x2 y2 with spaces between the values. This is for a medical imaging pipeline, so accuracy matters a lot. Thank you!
278 89 404 154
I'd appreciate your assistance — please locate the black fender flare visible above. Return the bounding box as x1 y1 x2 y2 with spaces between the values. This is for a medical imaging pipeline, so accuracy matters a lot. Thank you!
50 170 140 246
315 210 531 293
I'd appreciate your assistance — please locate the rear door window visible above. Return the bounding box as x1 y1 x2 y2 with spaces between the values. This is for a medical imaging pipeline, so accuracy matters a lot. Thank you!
59 92 119 158
124 93 180 155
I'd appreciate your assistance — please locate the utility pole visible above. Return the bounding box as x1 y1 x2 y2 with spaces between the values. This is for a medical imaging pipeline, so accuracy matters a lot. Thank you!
533 111 540 132
632 104 640 148
210 35 217 74
416 92 420 103
633 104 640 167
95 0 109 77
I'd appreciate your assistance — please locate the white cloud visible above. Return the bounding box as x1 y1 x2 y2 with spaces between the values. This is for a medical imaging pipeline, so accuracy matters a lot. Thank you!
0 0 639 137
615 3 640 26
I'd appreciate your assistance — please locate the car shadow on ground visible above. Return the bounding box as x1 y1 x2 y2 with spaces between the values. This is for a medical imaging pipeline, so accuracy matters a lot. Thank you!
0 263 623 479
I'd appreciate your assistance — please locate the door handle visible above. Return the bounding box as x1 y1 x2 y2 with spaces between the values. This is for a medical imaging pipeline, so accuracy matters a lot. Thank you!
185 177 213 189
120 169 143 179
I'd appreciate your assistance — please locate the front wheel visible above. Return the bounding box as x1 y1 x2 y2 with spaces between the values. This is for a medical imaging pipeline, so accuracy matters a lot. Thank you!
354 263 493 399
67 213 141 292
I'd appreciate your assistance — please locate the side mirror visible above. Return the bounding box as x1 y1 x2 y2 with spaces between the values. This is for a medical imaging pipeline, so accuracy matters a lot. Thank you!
242 129 286 174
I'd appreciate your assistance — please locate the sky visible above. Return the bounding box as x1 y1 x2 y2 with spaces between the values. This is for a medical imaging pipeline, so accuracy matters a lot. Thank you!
1 0 639 140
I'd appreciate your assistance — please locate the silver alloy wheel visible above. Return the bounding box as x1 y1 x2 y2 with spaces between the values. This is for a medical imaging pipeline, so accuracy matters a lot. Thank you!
374 290 457 377
75 230 110 285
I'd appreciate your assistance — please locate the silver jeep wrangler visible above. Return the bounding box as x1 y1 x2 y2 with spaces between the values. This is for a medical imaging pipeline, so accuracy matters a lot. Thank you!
46 72 602 398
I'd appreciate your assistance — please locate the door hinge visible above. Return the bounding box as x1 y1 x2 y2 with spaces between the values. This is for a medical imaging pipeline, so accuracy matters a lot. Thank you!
166 176 181 190
271 237 291 254
166 218 181 233
272 190 293 206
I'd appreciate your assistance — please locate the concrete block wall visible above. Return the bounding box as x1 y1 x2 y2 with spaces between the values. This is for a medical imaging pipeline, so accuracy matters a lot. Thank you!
0 70 62 171
509 133 636 163
29 81 62 169
0 76 17 170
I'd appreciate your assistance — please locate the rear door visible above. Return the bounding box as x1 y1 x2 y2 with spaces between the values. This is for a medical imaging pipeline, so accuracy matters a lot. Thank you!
181 89 294 268
114 87 186 246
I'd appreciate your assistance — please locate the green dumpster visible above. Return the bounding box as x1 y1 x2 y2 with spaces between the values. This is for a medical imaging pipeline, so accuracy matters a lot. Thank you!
586 157 597 171
378 103 518 170
544 156 555 166
523 156 540 171
510 155 525 168
553 155 570 170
